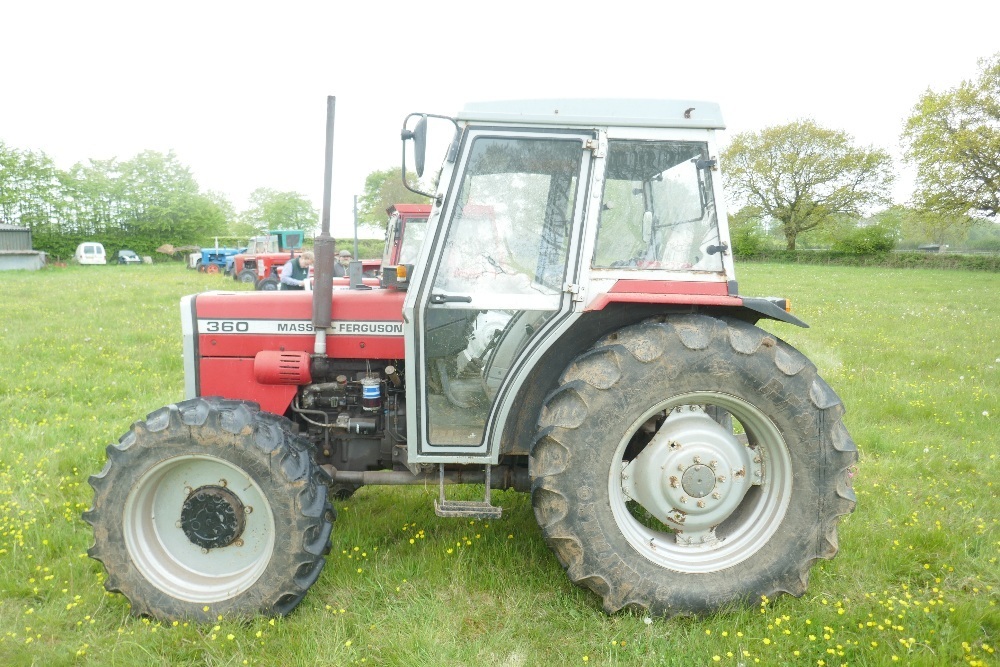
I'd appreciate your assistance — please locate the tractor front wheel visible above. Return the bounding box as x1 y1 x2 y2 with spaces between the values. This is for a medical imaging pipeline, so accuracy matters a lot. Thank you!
530 315 856 616
84 398 333 621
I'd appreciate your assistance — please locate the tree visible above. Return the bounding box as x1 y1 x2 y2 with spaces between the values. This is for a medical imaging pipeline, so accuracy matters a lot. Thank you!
356 168 429 228
722 120 894 249
241 188 318 235
0 142 63 232
880 205 976 248
203 190 238 233
902 53 1000 219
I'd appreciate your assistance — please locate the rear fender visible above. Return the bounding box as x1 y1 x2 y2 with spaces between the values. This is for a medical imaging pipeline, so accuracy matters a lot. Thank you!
498 302 804 458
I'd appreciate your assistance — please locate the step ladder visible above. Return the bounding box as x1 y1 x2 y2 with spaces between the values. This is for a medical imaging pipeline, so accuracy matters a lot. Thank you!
433 464 502 519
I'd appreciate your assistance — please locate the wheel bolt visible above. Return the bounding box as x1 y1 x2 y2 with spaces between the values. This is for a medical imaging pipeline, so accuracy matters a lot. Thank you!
697 500 706 508
712 492 721 499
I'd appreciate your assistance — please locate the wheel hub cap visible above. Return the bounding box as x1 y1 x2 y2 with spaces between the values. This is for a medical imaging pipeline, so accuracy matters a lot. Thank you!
180 485 246 550
621 407 761 543
681 464 715 498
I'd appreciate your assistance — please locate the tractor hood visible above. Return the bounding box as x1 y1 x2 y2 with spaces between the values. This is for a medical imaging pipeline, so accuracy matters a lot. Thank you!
189 288 406 361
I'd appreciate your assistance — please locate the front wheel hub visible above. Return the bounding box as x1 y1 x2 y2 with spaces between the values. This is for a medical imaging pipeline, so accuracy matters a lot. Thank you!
180 485 246 550
621 407 761 542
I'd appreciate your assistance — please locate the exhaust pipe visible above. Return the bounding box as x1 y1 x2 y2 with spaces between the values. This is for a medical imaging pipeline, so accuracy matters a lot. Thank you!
312 96 336 354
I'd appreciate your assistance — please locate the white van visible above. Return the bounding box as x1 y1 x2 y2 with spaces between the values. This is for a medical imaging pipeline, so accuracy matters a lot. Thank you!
74 242 107 265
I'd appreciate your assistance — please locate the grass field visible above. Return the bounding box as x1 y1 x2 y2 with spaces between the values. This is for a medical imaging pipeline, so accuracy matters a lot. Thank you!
0 262 997 666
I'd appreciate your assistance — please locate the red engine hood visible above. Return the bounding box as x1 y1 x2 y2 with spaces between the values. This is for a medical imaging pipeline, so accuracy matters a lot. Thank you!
193 288 406 360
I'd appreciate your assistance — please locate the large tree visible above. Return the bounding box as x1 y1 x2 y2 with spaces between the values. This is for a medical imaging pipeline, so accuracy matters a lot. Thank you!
241 187 318 234
356 168 429 228
722 120 894 249
0 142 64 233
902 53 1000 219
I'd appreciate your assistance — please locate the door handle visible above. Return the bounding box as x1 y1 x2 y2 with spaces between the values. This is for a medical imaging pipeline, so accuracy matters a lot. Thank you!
430 294 472 304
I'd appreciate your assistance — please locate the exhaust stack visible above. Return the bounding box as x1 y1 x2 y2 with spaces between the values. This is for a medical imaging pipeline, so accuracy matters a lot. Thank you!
312 96 336 354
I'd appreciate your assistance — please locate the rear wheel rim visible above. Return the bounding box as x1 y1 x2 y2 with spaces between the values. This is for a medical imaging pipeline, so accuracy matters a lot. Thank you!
609 391 792 573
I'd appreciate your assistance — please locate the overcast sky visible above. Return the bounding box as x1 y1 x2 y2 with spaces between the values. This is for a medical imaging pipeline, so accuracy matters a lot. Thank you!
2 1 997 237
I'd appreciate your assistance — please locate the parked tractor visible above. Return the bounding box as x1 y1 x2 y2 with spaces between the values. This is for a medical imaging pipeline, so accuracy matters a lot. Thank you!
85 98 856 621
196 242 246 275
231 230 306 289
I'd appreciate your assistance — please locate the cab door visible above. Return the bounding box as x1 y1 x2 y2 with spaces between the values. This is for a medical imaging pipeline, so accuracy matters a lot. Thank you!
405 129 594 459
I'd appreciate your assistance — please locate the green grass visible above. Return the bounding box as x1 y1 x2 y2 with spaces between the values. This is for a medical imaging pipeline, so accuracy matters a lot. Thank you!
0 262 997 666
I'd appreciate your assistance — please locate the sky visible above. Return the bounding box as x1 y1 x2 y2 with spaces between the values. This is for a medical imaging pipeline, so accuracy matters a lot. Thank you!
2 1 997 238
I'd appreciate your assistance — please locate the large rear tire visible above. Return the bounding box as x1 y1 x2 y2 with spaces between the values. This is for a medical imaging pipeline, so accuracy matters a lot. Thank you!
257 276 280 291
84 397 333 621
237 269 258 286
530 314 856 616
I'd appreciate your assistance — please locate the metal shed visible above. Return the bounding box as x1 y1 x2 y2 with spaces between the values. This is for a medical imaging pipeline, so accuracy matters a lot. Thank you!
0 224 45 270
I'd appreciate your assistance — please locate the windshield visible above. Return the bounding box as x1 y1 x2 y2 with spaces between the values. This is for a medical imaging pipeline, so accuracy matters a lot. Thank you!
593 140 723 272
397 219 427 265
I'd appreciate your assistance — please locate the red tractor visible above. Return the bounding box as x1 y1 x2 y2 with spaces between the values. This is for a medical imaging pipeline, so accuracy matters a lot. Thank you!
232 230 307 290
85 98 856 621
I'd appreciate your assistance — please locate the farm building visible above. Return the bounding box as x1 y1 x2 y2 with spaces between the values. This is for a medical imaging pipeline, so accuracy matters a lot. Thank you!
0 224 45 270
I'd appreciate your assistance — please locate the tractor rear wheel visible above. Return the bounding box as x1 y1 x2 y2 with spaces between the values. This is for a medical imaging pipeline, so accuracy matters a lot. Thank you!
257 276 280 291
530 314 856 616
237 269 258 286
84 397 333 621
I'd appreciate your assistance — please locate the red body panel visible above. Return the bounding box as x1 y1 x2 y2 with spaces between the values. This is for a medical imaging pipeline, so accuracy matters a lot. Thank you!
194 289 406 413
200 357 298 415
586 280 741 311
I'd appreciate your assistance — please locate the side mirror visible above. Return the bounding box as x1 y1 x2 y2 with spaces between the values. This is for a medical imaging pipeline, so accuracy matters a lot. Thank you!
412 116 427 177
401 113 435 200
400 112 460 202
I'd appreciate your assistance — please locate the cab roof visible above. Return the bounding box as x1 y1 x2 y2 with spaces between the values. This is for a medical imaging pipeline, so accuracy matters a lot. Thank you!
457 99 725 130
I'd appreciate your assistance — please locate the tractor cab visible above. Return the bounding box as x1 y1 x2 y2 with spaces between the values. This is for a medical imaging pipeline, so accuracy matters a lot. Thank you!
398 100 741 459
382 204 431 269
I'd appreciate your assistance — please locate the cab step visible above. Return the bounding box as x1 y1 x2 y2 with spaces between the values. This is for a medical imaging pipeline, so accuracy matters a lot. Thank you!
433 464 502 519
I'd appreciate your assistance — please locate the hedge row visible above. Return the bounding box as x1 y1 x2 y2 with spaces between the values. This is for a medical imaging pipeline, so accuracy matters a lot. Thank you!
734 250 1000 272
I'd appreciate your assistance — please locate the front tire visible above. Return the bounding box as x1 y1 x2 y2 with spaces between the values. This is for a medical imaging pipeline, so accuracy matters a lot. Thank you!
530 315 856 616
84 398 333 621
